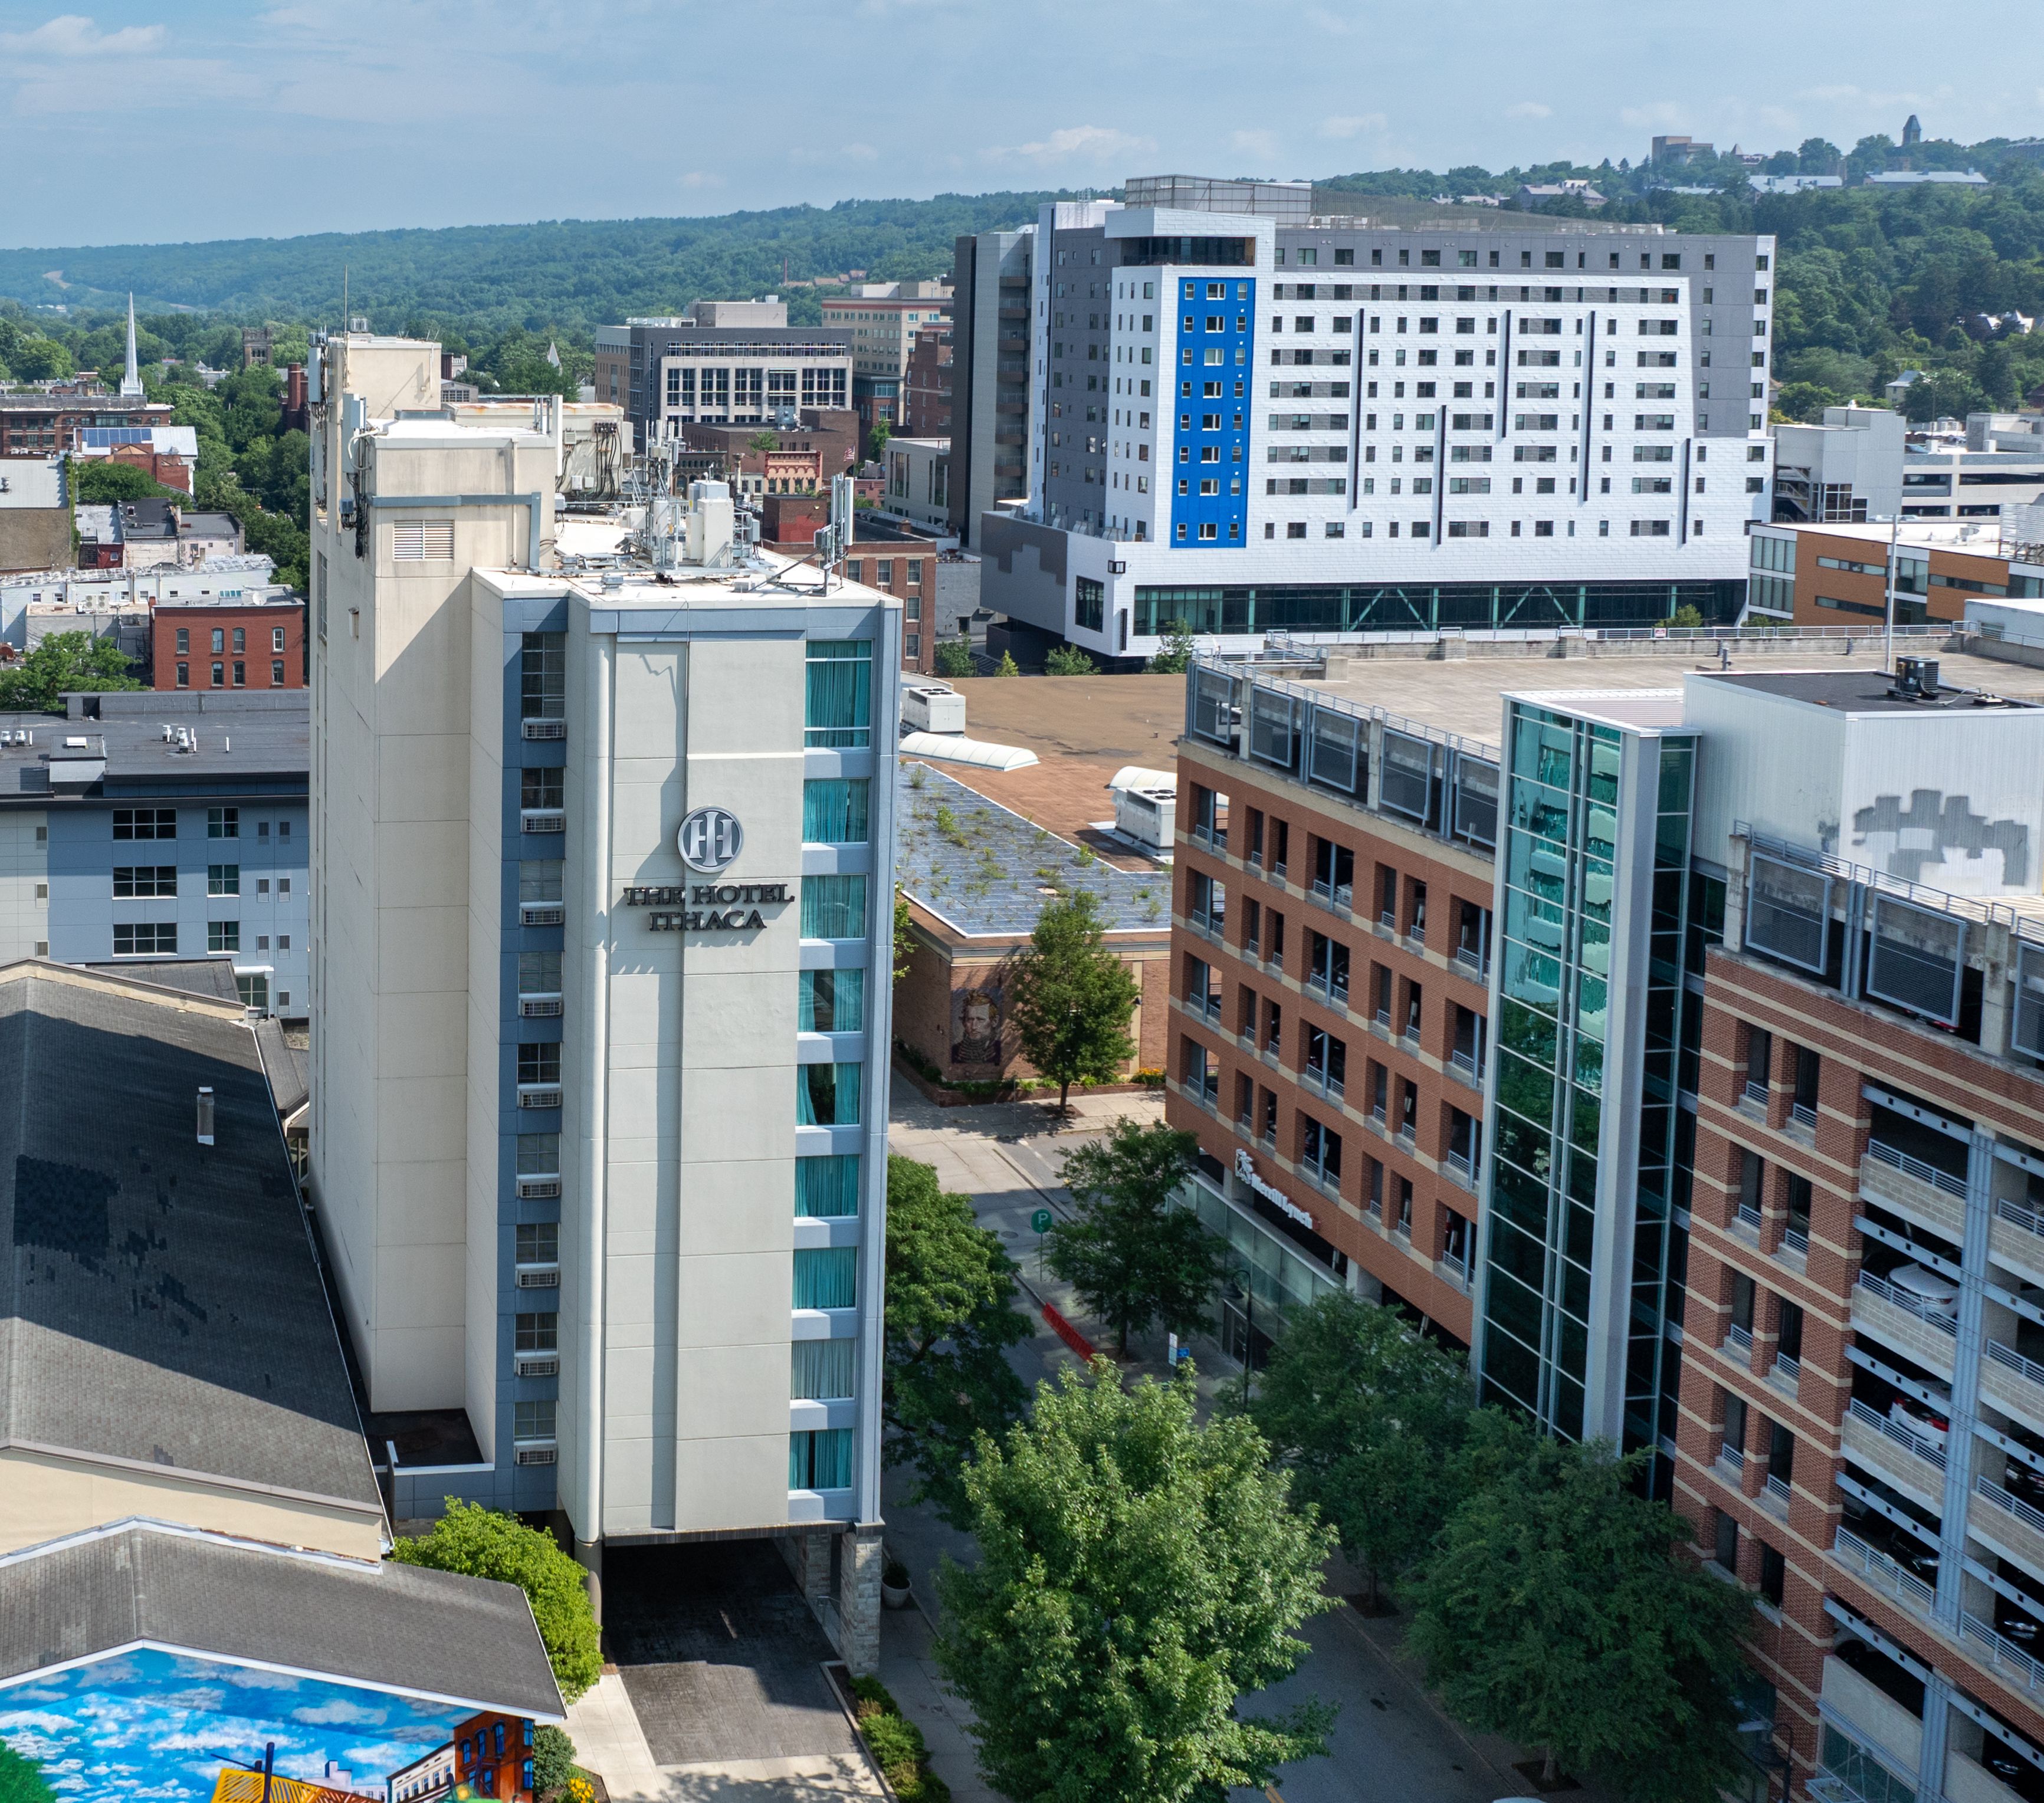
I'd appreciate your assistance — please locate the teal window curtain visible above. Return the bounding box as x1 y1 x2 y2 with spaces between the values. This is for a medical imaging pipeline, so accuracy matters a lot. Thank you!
791 1338 855 1400
794 1246 858 1309
796 1153 861 1216
802 875 868 940
805 641 872 747
800 968 865 1033
802 778 871 845
798 1063 862 1126
789 1426 854 1489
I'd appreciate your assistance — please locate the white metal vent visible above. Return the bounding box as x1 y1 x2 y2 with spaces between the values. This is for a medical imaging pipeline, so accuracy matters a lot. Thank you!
514 1264 560 1289
391 519 455 561
516 1176 562 1200
513 1444 557 1466
520 904 565 927
523 719 566 741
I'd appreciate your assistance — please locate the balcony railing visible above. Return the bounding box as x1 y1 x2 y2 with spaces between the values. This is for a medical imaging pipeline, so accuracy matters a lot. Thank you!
1725 1321 1754 1354
1764 1472 1793 1505
1773 1353 1802 1387
1867 1137 1969 1201
1196 991 1222 1023
1792 1101 1818 1130
1736 1201 1763 1231
1989 1338 2044 1388
1377 909 1397 932
1855 1270 1959 1336
1784 1225 1812 1256
1997 1195 2044 1244
1454 943 1489 979
1743 1080 1770 1106
1311 876 1353 913
1720 1444 1745 1473
1833 1526 1935 1614
1304 1066 1344 1101
1845 1396 1947 1469
1976 1473 2044 1542
1307 973 1349 1010
1962 1612 2044 1696
1446 1150 1474 1184
1374 1006 1392 1029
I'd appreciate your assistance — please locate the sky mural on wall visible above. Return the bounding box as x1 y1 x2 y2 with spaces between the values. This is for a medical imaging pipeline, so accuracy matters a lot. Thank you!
0 1648 480 1803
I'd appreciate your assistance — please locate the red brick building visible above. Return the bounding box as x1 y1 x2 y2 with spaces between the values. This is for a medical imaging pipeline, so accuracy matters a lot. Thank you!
845 546 936 671
901 326 953 438
153 599 306 690
451 1710 534 1801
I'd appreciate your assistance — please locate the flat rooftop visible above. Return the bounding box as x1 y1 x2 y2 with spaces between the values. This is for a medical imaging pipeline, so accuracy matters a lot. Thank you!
1289 641 2044 753
896 763 1169 941
1705 668 2043 715
1766 517 2022 558
0 691 307 799
914 674 1185 868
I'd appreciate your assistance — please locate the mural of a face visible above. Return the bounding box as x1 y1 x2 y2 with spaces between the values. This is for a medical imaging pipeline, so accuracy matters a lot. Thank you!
0 1648 487 1803
952 986 1001 1065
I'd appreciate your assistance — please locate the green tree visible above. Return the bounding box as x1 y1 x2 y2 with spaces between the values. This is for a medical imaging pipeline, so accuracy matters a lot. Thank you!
0 631 143 712
1044 644 1098 675
530 1726 578 1799
883 1155 1033 1526
390 1500 603 1702
1047 1119 1224 1354
1405 1427 1755 1801
992 649 1019 676
870 413 893 459
937 1359 1333 1803
1147 620 1198 675
1668 603 1707 629
1248 1291 1473 1611
68 459 186 504
749 430 781 455
933 638 974 678
894 885 916 983
0 1743 58 1803
1007 889 1141 1114
9 337 73 382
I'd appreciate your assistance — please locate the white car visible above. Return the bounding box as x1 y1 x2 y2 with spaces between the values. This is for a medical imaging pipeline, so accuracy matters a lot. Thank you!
1886 1262 1960 1311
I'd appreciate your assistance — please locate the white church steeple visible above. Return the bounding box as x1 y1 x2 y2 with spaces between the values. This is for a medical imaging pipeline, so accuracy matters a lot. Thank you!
119 293 142 398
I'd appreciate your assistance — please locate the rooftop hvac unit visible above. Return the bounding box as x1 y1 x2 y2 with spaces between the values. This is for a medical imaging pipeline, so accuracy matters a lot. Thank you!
901 682 966 734
1114 784 1177 854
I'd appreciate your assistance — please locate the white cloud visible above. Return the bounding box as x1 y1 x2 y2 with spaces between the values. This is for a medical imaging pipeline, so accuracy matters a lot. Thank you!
1506 101 1552 120
290 1698 387 1727
1619 101 1687 130
1320 113 1386 139
996 124 1154 165
677 170 724 189
0 14 166 54
1230 128 1278 163
844 142 880 163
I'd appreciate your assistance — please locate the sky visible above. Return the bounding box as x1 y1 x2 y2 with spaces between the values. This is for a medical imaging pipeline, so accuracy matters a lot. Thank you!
2 0 2041 249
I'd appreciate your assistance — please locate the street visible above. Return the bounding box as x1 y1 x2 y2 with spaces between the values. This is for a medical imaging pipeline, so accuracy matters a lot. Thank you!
877 1083 1550 1803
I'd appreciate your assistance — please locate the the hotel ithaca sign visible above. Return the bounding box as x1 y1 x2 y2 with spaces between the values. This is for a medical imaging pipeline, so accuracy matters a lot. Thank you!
621 806 789 932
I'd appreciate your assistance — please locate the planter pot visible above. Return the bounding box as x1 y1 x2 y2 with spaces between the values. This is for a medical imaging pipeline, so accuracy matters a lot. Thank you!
881 1579 913 1611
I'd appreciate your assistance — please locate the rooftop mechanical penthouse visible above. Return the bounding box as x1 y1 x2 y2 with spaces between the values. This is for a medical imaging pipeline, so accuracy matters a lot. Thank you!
1166 636 2044 1803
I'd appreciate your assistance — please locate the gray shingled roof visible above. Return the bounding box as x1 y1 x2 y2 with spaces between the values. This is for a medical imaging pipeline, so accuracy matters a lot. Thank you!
0 967 380 1515
895 763 1169 938
0 1521 563 1719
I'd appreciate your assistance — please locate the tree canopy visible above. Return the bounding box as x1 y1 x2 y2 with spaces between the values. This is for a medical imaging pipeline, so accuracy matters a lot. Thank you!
389 1499 602 1701
1006 888 1141 1112
0 631 143 712
935 1358 1335 1803
1047 1120 1223 1355
882 1154 1032 1527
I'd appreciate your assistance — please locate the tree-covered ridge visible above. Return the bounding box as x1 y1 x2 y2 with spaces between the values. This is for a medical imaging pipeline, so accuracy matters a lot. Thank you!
0 191 1075 334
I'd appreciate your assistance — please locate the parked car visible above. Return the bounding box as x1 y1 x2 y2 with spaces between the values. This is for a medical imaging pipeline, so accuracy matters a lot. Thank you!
1889 1392 1951 1450
1886 1262 1960 1311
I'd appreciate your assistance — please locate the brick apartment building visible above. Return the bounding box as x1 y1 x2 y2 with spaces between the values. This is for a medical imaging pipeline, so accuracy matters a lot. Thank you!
678 409 859 500
153 597 306 689
1748 521 2044 629
1168 637 2044 1803
0 390 172 457
902 325 953 438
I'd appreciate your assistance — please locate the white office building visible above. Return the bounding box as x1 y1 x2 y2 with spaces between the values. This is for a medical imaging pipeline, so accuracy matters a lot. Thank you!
973 176 1778 661
307 331 899 1666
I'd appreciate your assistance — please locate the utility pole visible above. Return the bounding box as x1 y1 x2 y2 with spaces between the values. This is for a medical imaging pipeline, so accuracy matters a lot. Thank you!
1882 511 1901 672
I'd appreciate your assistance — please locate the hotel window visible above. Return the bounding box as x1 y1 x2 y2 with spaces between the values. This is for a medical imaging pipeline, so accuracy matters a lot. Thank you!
521 767 565 812
805 640 872 747
232 628 245 653
211 628 225 653
113 922 176 956
175 627 189 653
793 1245 858 1308
208 863 239 896
793 1338 855 1400
115 808 177 840
802 874 867 939
521 632 566 718
516 1132 559 1176
789 1427 853 1490
516 1222 557 1267
272 626 286 652
515 1312 558 1352
113 865 176 897
513 1400 556 1443
208 807 238 839
798 1062 862 1127
796 1153 861 1217
208 920 239 953
802 778 870 845
800 967 866 1033
518 1042 561 1086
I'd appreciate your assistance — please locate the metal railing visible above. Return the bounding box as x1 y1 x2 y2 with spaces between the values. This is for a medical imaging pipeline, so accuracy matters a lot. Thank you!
1868 1137 1970 1201
1774 1353 1802 1387
1784 1226 1812 1256
1855 1270 1959 1335
1977 1473 2044 1541
1311 877 1353 912
1833 1526 1936 1612
1764 1472 1793 1505
1997 1195 2044 1244
1792 1102 1819 1130
1454 944 1488 978
1446 1150 1473 1184
1308 973 1350 1009
1846 1397 1947 1469
1744 1080 1770 1106
1725 1321 1754 1353
1720 1444 1745 1473
1737 1202 1763 1230
1962 1612 2044 1694
1303 1065 1345 1101
1989 1339 2044 1389
1450 1047 1481 1079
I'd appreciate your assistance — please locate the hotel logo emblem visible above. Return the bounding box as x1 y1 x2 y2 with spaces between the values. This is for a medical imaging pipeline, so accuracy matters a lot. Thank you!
678 804 744 873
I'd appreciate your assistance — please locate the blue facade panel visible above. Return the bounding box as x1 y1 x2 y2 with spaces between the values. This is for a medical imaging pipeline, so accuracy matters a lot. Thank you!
1169 275 1255 549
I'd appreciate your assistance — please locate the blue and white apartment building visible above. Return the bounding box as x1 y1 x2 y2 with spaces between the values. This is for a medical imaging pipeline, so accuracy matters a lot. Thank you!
977 175 1778 662
309 331 900 1667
